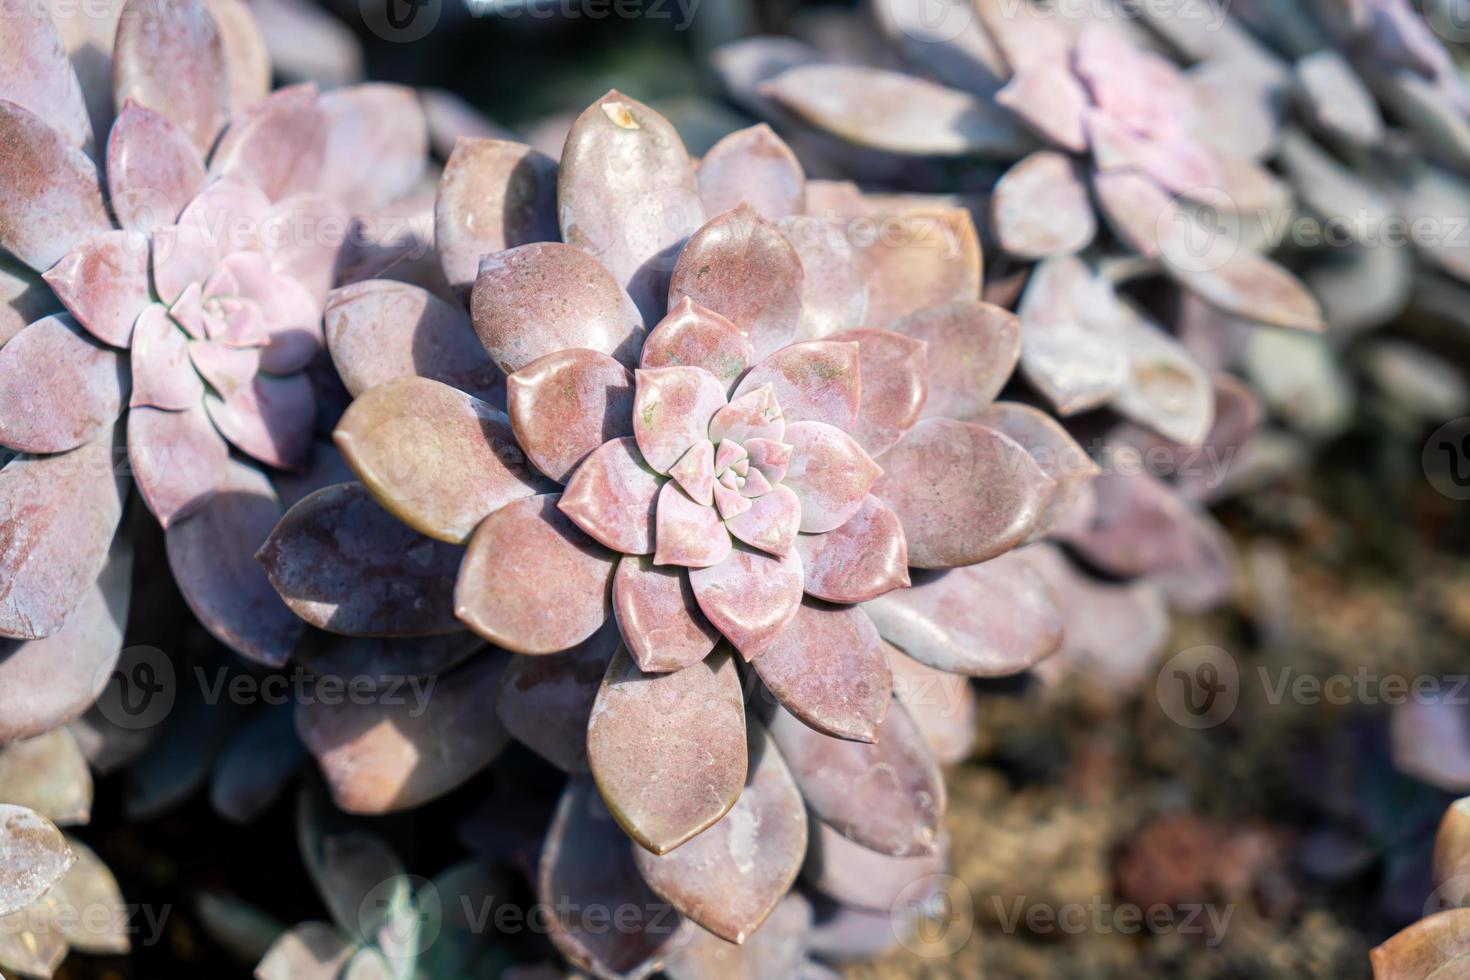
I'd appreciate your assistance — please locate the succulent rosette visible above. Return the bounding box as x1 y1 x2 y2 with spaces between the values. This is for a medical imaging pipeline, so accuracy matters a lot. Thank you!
0 0 430 670
256 90 1089 974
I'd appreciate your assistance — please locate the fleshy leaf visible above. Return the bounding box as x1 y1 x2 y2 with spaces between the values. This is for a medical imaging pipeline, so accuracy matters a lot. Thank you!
995 63 1089 152
258 482 465 636
455 494 616 654
669 204 804 360
128 402 228 526
0 434 123 640
1110 300 1215 446
335 376 542 544
51 837 129 954
297 653 508 814
874 418 1054 568
0 101 110 271
538 777 683 976
697 124 805 219
611 555 720 672
166 459 304 666
112 0 230 154
318 84 427 211
752 601 891 742
497 621 620 773
0 805 73 918
776 214 869 341
977 402 1100 540
887 642 976 764
726 484 802 558
1015 256 1128 414
825 329 927 457
588 645 746 854
860 206 982 326
640 297 752 393
632 365 728 474
654 480 732 568
669 439 715 506
256 923 355 980
689 545 804 659
708 385 785 447
0 5 94 154
105 100 207 232
507 349 634 483
1165 249 1325 332
795 495 910 603
559 437 661 555
324 280 503 401
733 341 860 431
435 138 558 296
471 242 645 373
635 723 806 944
0 314 126 454
42 229 152 347
767 698 943 857
992 150 1096 258
209 703 307 824
205 372 315 471
209 0 270 113
558 90 705 321
803 819 946 911
1370 910 1470 980
209 84 326 200
887 301 1019 421
663 893 813 980
0 728 93 825
782 421 882 534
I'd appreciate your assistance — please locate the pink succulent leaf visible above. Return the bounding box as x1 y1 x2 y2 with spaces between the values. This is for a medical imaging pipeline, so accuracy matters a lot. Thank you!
992 151 1096 258
713 479 752 521
632 365 727 474
759 64 1030 156
538 776 684 976
470 242 645 374
507 349 633 484
865 552 1063 676
1090 168 1173 259
334 377 544 544
0 804 73 918
204 371 314 470
203 295 266 346
0 255 59 348
612 555 720 673
298 652 509 814
859 206 981 326
275 438 357 512
976 402 1101 542
1107 300 1216 447
43 229 152 347
252 272 323 374
973 0 1071 73
640 297 753 394
209 0 271 113
886 642 976 764
0 4 95 155
805 817 947 911
888 300 1020 422
179 177 273 259
210 84 326 200
994 64 1090 153
317 84 427 212
0 433 123 640
668 438 715 507
558 437 661 555
497 620 621 774
766 696 942 857
0 314 126 454
165 457 302 666
733 341 861 431
128 402 229 527
1016 256 1129 415
324 280 504 402
188 339 260 400
130 304 201 408
0 101 111 272
874 418 1055 568
825 328 927 457
713 439 747 477
751 601 891 742
726 483 801 557
151 226 213 308
588 646 746 855
696 124 806 220
112 0 231 155
744 438 793 485
434 138 558 298
260 193 351 306
774 214 869 341
795 494 910 603
654 481 733 568
105 101 207 233
709 35 825 116
738 467 773 498
634 722 806 944
0 543 129 743
558 90 705 323
708 385 786 447
782 421 882 534
455 493 617 654
257 482 466 636
1087 112 1223 198
688 545 804 660
1164 248 1325 332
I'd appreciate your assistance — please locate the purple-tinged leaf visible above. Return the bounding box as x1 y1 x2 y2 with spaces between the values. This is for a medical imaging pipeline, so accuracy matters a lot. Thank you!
0 805 73 918
1016 256 1128 414
669 204 804 360
860 206 982 326
612 555 719 673
726 484 802 558
560 438 661 555
803 819 946 911
888 301 1018 421
886 642 975 764
663 893 814 979
697 124 806 219
43 229 151 347
258 482 465 636
498 622 620 773
977 402 1099 540
456 493 616 653
210 84 326 200
992 150 1096 258
105 100 206 233
632 365 728 474
709 385 785 446
782 422 882 534
995 63 1089 152
205 371 315 471
768 698 942 857
294 631 483 689
689 546 804 659
0 6 94 154
1294 49 1384 147
1109 300 1215 446
0 314 126 453
864 553 1063 676
824 329 926 458
1164 249 1325 332
0 101 110 271
636 723 805 943
654 480 731 568
128 402 228 526
640 298 752 394
1087 113 1221 197
752 602 890 742
319 84 427 211
112 0 230 154
588 646 746 854
796 495 910 603
166 459 303 666
209 702 306 824
734 341 860 431
669 439 715 506
508 349 633 483
435 138 558 297
210 0 270 113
